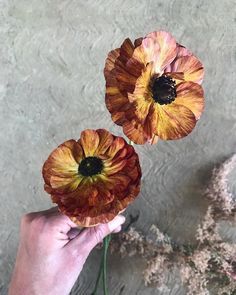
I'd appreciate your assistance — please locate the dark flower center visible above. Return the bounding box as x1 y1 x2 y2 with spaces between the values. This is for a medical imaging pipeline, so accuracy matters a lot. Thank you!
151 75 177 105
78 156 103 177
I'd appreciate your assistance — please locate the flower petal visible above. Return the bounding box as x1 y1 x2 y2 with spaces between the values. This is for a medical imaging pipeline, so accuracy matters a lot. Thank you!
80 129 100 157
146 31 177 71
95 129 114 156
128 63 154 122
50 175 83 193
104 47 131 126
123 119 151 144
104 48 120 74
169 55 204 84
73 142 84 164
119 38 134 61
123 102 159 145
133 35 160 66
155 103 197 140
174 82 204 120
107 137 126 158
103 158 127 175
133 31 177 72
175 43 192 58
42 143 78 186
114 39 143 93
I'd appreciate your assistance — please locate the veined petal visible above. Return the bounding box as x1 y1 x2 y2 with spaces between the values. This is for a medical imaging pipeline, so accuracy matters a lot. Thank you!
147 31 177 71
103 158 127 175
176 43 192 58
104 48 120 75
174 82 204 119
73 142 84 164
42 143 78 185
107 137 126 158
155 103 197 140
50 175 83 193
123 119 151 144
169 55 204 84
133 35 160 66
95 129 114 156
119 38 135 61
104 47 131 126
100 173 131 192
80 129 100 157
128 63 154 122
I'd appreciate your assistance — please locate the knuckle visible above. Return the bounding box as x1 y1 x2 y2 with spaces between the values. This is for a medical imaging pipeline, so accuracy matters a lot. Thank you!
26 214 48 233
20 213 34 229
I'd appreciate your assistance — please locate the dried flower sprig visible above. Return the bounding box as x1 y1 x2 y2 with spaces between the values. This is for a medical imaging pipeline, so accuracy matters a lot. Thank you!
205 154 236 220
111 155 236 294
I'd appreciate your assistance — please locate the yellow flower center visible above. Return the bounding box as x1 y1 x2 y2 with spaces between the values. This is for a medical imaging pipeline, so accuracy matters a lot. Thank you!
151 75 177 105
78 156 103 177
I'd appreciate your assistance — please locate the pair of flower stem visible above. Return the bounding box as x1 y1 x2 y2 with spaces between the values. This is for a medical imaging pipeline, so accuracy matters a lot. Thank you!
92 140 133 295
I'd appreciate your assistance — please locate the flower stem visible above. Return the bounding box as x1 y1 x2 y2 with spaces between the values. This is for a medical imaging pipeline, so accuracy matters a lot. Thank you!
91 250 104 294
91 235 111 295
103 235 111 295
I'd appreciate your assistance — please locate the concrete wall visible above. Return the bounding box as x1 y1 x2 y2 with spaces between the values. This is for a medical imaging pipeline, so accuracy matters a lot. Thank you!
0 0 236 294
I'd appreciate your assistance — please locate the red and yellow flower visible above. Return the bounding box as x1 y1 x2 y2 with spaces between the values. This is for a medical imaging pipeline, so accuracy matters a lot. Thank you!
104 31 204 144
42 129 141 227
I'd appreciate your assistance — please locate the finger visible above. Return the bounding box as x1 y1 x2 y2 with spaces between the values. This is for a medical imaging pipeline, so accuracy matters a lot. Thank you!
69 215 125 254
33 207 79 235
112 225 122 233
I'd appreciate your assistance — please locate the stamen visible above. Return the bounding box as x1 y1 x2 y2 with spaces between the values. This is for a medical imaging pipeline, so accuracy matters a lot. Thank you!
151 75 177 105
79 157 103 177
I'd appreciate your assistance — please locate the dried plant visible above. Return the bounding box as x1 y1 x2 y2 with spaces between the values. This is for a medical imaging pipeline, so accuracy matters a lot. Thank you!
205 154 236 219
110 155 236 294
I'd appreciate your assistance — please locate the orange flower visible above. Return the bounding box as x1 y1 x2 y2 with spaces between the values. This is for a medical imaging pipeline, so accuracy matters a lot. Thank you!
42 129 141 227
104 31 204 144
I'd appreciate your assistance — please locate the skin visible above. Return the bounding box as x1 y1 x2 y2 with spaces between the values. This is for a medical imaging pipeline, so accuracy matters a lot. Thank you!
8 207 125 295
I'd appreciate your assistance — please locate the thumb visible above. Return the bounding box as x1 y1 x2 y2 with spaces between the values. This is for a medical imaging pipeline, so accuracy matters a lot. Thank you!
69 215 125 255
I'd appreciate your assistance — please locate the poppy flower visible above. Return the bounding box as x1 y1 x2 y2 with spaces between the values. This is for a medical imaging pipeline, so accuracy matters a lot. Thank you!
42 129 141 227
104 30 204 144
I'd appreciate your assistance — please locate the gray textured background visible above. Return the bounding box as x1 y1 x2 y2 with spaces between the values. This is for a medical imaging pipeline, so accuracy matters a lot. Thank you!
1 0 236 294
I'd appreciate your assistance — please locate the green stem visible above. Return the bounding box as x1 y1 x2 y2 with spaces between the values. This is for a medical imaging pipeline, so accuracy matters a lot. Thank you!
102 235 111 295
91 250 104 295
91 235 111 295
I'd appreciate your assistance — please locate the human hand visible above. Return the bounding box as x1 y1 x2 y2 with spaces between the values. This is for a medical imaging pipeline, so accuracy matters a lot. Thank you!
8 207 125 295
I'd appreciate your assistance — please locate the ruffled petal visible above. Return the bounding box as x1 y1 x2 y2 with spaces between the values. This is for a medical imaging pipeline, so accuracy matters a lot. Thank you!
128 63 154 122
155 103 197 140
168 55 204 84
80 129 100 157
107 137 126 158
123 119 151 144
114 39 144 93
104 48 120 74
104 46 132 126
73 142 84 164
174 82 204 119
123 102 159 145
146 31 177 71
50 175 83 193
133 31 177 72
95 129 114 156
175 43 192 58
42 142 78 185
103 158 127 175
